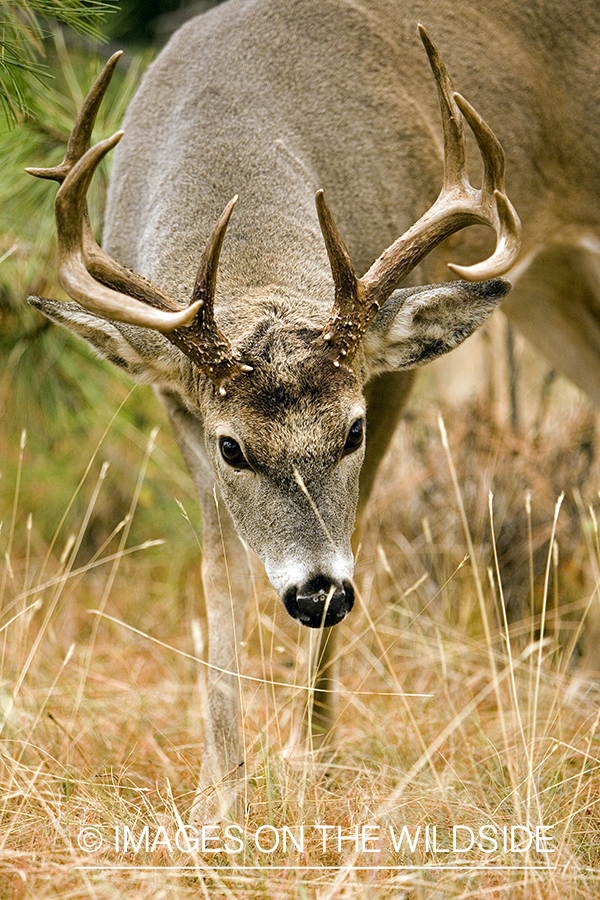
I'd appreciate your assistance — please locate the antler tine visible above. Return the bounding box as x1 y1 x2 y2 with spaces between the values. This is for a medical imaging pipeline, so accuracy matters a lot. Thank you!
360 24 521 299
28 52 248 379
25 51 123 183
54 133 122 250
192 195 239 306
454 92 506 201
417 25 467 192
316 191 365 361
166 196 243 389
54 133 202 330
448 91 520 279
448 189 520 281
27 52 181 312
318 26 522 364
316 190 360 311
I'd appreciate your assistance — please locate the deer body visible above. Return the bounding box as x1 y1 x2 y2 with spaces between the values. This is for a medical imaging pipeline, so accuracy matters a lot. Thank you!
28 0 599 820
105 0 598 287
102 0 600 399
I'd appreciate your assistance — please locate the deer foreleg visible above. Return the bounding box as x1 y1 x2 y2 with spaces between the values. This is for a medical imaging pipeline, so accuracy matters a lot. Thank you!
194 490 250 822
157 388 250 822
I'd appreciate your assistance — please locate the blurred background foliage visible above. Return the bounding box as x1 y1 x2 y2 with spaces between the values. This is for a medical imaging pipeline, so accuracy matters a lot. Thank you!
0 0 225 566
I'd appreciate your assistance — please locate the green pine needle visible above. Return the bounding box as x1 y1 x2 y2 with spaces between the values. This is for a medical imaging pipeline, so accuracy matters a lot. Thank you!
0 0 118 123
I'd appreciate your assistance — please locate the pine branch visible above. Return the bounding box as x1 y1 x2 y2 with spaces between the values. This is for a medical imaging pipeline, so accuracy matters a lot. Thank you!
0 0 118 124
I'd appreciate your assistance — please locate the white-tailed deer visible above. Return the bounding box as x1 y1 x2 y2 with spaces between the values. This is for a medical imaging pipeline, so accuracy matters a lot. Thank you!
28 0 596 820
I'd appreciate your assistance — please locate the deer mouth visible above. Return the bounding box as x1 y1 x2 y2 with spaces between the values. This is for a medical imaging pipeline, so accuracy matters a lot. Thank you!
282 575 354 628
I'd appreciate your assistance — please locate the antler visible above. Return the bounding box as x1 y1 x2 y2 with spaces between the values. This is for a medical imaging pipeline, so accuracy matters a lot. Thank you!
318 25 521 365
27 53 243 386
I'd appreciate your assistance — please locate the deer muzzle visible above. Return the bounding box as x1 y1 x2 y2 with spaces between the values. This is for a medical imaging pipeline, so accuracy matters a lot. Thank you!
282 574 354 628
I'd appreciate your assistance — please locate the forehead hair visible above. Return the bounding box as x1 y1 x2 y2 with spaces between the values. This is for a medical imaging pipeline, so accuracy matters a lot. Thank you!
228 316 360 418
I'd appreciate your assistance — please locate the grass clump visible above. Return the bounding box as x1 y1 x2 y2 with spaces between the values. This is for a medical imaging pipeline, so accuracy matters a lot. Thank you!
2 357 600 898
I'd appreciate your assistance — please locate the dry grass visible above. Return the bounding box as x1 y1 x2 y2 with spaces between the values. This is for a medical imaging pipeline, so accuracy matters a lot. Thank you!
2 327 600 898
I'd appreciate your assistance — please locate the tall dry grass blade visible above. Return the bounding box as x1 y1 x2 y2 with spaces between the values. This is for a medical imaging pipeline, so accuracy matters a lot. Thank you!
488 490 542 837
353 583 446 795
530 494 564 744
2 645 76 821
34 387 137 594
438 413 521 816
566 493 600 674
0 429 26 612
74 426 160 714
1 458 113 735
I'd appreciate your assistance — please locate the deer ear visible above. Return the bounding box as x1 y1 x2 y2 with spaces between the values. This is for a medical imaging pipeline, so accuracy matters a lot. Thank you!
363 278 510 376
28 296 188 387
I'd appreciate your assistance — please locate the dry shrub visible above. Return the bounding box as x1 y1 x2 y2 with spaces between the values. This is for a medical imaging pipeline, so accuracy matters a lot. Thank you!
362 393 600 667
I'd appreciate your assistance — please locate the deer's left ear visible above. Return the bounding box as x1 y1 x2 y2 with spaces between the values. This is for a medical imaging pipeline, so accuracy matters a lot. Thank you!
363 277 511 376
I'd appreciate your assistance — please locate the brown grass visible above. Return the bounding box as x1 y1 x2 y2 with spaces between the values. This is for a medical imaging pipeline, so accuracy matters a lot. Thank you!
2 323 600 898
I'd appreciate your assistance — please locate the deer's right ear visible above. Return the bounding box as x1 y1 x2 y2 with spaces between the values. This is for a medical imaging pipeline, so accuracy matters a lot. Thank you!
363 278 510 376
28 296 186 386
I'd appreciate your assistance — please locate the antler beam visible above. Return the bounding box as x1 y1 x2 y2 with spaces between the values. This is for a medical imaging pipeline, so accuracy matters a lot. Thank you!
318 25 521 365
27 54 243 384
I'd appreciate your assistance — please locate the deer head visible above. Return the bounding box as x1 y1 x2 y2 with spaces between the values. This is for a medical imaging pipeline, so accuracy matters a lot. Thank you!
28 28 520 628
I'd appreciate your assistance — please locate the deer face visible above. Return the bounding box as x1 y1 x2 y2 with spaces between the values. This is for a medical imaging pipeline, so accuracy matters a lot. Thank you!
201 344 365 628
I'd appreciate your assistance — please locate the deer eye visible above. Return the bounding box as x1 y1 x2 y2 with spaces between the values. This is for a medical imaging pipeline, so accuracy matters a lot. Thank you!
343 418 364 455
219 437 250 469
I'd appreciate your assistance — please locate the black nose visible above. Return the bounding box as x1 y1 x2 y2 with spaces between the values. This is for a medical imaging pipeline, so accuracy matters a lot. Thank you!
283 575 354 628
